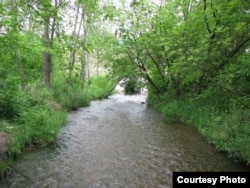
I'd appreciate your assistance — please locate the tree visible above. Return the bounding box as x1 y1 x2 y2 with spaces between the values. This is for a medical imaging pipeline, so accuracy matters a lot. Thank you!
41 0 59 87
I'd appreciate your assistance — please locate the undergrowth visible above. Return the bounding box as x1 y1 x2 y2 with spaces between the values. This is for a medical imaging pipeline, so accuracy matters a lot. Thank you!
0 75 116 177
148 91 250 165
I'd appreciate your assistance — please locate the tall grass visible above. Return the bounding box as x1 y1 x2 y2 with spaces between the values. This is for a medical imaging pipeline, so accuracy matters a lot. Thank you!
0 74 119 177
0 82 67 176
87 75 117 100
51 74 116 110
148 93 250 165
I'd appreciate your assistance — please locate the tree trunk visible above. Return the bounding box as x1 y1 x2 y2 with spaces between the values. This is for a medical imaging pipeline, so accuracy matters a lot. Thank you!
42 52 52 86
42 16 51 87
41 0 58 87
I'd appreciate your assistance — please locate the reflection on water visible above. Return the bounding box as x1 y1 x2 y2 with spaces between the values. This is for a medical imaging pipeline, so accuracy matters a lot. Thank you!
1 93 249 187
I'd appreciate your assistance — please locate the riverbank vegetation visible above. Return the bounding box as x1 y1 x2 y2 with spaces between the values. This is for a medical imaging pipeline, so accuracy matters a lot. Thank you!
102 0 250 165
0 0 117 177
1 0 249 177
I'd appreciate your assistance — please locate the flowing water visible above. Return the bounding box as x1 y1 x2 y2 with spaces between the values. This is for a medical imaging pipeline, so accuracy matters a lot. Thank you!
1 93 249 188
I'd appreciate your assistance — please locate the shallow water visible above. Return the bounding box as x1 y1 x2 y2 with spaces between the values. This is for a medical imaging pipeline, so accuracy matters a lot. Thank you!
1 93 249 187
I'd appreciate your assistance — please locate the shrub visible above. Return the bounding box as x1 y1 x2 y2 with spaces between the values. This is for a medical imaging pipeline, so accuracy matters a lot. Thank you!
87 75 116 100
152 93 250 165
0 74 21 119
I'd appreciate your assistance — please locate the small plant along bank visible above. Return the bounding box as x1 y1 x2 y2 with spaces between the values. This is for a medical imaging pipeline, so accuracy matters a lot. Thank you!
0 75 116 178
147 92 250 166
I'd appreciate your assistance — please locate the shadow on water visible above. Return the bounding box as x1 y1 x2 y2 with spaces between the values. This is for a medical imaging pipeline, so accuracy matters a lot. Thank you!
1 93 249 188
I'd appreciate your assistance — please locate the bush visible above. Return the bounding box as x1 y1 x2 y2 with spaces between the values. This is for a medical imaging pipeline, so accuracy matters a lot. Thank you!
0 74 22 119
18 107 66 145
160 101 183 123
0 159 13 178
151 93 250 165
1 73 117 176
0 83 67 159
52 85 91 110
87 75 116 100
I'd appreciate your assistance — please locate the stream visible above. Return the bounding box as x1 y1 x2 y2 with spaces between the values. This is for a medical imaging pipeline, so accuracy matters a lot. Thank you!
1 92 249 187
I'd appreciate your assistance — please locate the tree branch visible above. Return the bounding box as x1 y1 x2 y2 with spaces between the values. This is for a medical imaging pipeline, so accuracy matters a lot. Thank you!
229 37 250 58
145 48 165 80
203 0 212 34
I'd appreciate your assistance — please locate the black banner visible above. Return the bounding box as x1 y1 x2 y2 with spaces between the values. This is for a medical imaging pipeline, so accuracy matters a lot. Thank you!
173 172 250 188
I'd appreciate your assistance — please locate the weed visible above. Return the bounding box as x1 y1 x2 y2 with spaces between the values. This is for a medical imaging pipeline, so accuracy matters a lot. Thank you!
150 95 250 165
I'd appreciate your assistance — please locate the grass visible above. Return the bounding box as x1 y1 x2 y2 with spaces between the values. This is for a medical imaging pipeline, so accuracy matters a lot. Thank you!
0 159 13 178
0 85 67 160
148 93 250 165
51 75 116 111
0 75 117 177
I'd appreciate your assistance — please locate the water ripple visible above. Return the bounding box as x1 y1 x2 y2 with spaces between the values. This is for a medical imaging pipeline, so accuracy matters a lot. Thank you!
1 94 249 188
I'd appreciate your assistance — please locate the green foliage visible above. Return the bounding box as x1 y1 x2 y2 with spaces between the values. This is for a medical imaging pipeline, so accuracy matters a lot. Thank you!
150 93 250 164
51 66 115 110
107 0 250 165
124 79 137 95
0 0 119 178
160 101 184 123
0 159 13 178
0 0 249 175
52 84 91 111
0 83 67 178
18 107 65 145
0 74 21 119
2 84 67 156
0 32 43 120
122 78 144 95
87 75 117 99
51 64 91 110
